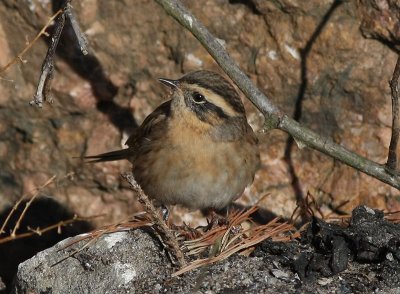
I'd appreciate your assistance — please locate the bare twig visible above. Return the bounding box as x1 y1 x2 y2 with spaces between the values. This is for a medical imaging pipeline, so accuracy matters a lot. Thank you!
65 2 89 55
0 198 25 236
0 215 101 245
0 173 74 240
60 212 153 250
30 0 88 107
53 213 153 266
122 173 187 267
30 13 66 107
10 175 57 237
154 0 400 189
0 9 63 75
1 0 88 106
386 55 400 171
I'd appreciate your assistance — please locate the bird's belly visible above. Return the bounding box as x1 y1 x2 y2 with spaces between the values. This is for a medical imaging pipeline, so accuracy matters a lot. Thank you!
133 139 258 210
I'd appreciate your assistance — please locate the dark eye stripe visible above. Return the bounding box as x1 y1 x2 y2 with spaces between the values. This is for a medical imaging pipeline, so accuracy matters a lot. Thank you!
190 101 229 123
193 81 244 113
205 102 229 119
180 71 245 114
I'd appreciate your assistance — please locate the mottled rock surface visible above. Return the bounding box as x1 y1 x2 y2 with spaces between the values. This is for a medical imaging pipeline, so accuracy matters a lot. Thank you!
359 0 400 50
12 206 400 293
14 230 299 294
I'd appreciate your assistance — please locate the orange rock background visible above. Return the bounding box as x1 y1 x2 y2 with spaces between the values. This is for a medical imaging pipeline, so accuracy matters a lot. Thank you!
0 0 399 226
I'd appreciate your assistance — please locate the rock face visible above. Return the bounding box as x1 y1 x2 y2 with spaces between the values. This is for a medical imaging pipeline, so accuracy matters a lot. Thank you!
12 206 400 293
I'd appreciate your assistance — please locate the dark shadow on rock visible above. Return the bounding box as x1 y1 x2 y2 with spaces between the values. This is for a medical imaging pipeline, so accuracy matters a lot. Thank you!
0 197 93 293
50 0 138 133
249 207 280 224
228 0 261 15
209 203 279 225
283 0 344 223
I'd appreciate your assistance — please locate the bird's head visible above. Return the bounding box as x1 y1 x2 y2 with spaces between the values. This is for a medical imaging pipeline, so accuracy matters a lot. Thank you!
159 70 247 136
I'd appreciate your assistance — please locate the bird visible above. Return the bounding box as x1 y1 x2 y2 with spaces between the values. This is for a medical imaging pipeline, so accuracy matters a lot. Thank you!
85 70 260 211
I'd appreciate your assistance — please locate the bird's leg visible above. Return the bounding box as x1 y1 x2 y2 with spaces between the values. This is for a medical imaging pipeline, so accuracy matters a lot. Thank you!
197 209 229 232
208 210 229 227
161 205 170 221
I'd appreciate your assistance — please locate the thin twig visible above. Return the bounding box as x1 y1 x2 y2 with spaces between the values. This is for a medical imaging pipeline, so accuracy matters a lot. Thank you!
0 198 25 236
0 173 74 240
1 0 88 106
30 12 66 107
53 229 110 267
10 175 57 237
0 215 101 245
386 55 400 171
154 0 400 189
60 212 153 251
0 9 63 75
30 0 89 106
122 173 187 267
65 2 89 55
53 213 152 267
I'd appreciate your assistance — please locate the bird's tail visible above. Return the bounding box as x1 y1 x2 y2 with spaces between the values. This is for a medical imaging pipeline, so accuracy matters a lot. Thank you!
82 149 133 163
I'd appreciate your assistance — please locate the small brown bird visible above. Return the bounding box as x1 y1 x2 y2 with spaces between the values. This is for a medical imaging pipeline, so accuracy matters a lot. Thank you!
86 70 260 211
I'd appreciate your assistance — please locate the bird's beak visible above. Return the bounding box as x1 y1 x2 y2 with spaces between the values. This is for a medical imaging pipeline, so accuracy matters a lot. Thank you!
158 78 179 89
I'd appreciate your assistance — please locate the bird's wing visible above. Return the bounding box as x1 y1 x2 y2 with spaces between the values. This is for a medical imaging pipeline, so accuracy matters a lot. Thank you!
83 100 171 163
125 100 171 148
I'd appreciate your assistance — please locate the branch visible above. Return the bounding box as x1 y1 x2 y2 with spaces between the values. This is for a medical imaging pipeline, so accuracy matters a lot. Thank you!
122 173 187 267
10 175 57 237
0 215 100 245
154 0 400 189
65 2 89 55
386 55 400 171
30 12 66 107
30 0 89 107
0 1 88 106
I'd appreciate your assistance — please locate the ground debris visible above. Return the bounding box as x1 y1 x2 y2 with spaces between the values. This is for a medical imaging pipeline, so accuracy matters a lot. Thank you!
254 205 400 291
11 206 400 293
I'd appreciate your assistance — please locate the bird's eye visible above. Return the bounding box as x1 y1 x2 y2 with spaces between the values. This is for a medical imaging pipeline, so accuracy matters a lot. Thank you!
192 92 206 104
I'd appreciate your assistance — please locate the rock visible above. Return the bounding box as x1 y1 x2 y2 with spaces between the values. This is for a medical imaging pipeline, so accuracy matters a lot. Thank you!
0 277 5 292
290 205 400 286
0 197 92 290
12 229 296 293
359 0 400 50
11 206 400 293
12 230 170 294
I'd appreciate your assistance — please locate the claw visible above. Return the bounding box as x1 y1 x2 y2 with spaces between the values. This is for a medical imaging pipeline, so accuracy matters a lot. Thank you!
161 205 169 221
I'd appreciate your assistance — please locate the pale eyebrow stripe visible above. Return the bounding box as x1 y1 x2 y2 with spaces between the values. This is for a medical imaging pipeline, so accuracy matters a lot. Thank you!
188 85 240 117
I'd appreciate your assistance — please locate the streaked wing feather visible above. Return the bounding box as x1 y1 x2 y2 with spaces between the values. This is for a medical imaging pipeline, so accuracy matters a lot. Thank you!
83 100 171 163
125 100 171 148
